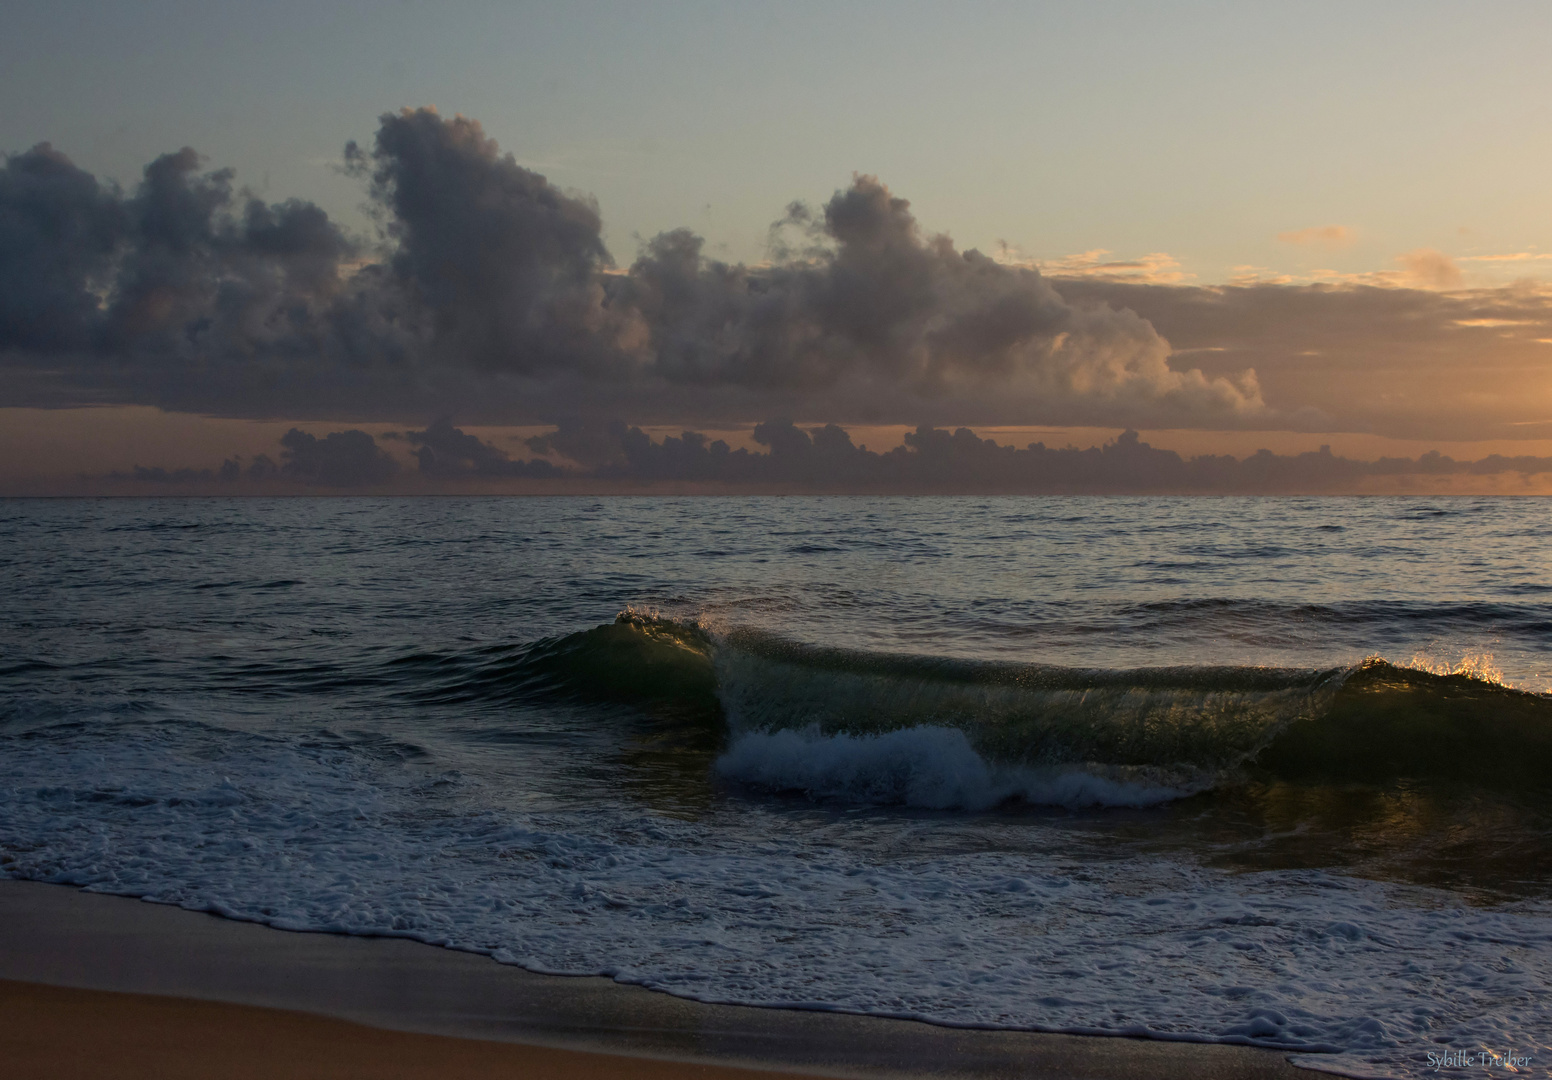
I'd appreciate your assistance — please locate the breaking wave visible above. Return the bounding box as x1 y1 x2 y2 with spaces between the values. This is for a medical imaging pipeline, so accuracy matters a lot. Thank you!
366 610 1552 809
714 725 1192 809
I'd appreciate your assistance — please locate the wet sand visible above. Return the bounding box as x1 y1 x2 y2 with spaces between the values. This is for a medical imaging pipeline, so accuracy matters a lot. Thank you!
0 979 829 1080
0 879 1311 1079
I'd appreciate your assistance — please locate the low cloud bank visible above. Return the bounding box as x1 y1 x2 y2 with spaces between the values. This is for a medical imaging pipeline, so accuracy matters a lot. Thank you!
111 420 1552 494
113 427 395 487
398 417 560 478
9 107 1552 440
0 109 1259 430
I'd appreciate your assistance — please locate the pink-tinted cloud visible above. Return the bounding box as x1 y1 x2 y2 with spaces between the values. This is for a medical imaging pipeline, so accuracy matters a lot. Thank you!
1394 248 1463 289
1000 246 1192 285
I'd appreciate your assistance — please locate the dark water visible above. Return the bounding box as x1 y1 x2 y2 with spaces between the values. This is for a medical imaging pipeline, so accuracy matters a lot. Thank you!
2 496 1549 1077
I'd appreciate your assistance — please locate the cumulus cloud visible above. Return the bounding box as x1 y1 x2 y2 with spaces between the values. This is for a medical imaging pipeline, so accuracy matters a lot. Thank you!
11 107 1552 442
277 428 397 486
0 143 125 351
1047 276 1552 439
404 416 558 477
0 142 359 361
104 432 394 487
608 175 1262 425
1394 248 1463 290
525 417 633 468
346 110 622 376
0 109 1262 431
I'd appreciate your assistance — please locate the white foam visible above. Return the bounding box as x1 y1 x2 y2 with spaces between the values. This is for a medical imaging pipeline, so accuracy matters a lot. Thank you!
716 725 1190 809
2 720 1550 1080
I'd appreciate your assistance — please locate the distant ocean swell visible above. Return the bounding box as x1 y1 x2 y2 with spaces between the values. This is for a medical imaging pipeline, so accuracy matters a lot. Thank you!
362 610 1552 810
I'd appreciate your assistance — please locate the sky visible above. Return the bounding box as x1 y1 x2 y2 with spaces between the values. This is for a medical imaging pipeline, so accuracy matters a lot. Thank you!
4 0 1552 491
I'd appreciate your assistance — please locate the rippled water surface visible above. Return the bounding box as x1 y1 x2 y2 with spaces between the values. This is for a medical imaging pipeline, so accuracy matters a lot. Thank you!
3 496 1550 1077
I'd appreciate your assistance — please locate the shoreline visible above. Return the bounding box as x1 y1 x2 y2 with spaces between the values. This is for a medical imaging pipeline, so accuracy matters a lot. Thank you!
0 879 1310 1079
0 979 830 1080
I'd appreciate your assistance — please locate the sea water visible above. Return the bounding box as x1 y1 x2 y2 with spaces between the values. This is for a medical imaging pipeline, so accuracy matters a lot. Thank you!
2 496 1549 1077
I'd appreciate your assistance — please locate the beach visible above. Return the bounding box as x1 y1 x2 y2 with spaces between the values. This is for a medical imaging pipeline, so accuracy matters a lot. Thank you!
0 880 1307 1079
8 1 1552 1069
2 979 816 1080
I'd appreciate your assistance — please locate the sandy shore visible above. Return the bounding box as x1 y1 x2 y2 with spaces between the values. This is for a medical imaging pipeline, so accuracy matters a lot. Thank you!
0 879 1311 1079
1 979 833 1080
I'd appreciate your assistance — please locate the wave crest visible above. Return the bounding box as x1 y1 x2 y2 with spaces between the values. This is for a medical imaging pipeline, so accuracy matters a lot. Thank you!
389 612 1552 806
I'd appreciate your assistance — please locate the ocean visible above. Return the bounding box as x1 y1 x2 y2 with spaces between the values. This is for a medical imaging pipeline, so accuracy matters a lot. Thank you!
2 495 1549 1077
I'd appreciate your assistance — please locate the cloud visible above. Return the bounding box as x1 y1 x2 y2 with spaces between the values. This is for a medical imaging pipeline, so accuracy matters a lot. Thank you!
404 416 558 477
1237 246 1474 293
346 109 621 376
1457 252 1552 264
1394 248 1462 290
11 108 1552 442
276 428 397 486
1226 266 1296 287
0 110 1261 431
0 137 421 418
616 177 1261 425
122 421 1552 494
0 143 126 351
1277 225 1354 249
998 246 1192 285
103 432 397 487
525 417 632 468
0 136 396 423
1045 276 1552 439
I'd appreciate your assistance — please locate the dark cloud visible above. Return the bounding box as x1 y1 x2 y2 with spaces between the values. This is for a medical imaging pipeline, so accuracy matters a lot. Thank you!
340 113 1257 423
0 143 126 351
0 109 1263 430
105 419 1552 493
246 454 279 480
405 416 558 477
595 422 1552 493
518 419 1552 492
346 109 620 376
103 147 234 350
615 176 1259 425
11 107 1552 442
0 137 389 424
277 428 397 486
525 417 632 468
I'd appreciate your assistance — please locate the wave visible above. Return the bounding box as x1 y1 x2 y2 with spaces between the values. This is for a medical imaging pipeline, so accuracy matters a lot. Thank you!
1253 657 1552 786
375 610 1552 808
714 725 1193 809
386 610 718 714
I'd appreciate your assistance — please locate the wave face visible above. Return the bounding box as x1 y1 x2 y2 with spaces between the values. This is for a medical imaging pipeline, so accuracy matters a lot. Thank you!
6 496 1552 1080
495 613 1552 810
393 613 719 715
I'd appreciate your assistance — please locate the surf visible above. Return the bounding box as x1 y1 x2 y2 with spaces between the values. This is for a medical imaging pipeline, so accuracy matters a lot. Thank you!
355 610 1552 809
